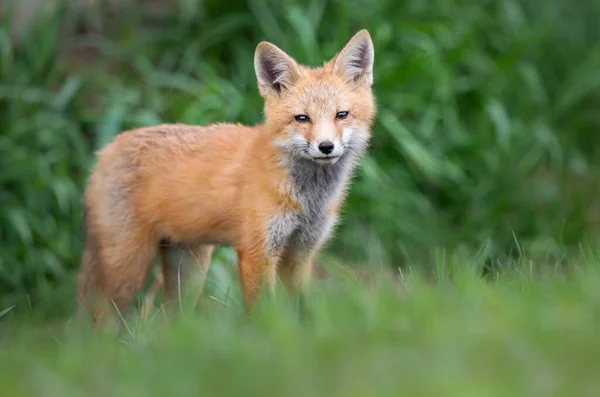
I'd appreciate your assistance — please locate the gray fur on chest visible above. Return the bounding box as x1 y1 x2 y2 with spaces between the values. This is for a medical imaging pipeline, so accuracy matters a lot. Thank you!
266 155 352 257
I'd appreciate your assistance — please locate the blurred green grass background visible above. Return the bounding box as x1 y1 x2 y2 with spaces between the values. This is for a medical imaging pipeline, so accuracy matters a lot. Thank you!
3 0 600 395
2 0 600 312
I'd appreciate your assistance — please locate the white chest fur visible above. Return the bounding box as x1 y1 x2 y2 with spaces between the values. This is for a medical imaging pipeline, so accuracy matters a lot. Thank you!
265 156 353 259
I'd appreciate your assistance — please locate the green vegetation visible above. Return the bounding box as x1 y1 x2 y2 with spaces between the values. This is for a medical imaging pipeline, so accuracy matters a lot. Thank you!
2 0 600 311
2 0 600 394
3 257 600 396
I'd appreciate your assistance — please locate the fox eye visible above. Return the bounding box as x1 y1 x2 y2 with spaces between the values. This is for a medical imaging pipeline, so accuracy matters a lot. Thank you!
336 111 349 120
294 115 310 123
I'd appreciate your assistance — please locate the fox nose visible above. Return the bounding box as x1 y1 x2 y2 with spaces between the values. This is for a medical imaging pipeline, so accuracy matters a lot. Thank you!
318 141 335 155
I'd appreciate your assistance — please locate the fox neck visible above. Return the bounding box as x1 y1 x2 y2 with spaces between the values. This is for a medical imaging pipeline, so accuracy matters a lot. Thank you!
282 151 354 212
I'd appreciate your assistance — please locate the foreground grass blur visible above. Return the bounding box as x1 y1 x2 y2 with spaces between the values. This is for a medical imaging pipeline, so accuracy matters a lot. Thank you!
2 254 600 396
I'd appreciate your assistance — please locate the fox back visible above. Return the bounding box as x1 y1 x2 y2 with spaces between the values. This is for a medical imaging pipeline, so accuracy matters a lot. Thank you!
77 30 376 324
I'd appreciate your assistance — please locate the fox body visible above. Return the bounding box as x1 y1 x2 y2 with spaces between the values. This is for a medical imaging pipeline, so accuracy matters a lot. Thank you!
77 30 376 322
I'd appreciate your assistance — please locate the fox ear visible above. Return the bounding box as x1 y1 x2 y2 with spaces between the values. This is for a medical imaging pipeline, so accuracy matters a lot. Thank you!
254 42 301 97
332 29 374 87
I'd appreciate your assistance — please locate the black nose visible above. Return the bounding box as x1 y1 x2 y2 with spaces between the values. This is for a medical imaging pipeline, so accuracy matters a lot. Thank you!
318 141 334 155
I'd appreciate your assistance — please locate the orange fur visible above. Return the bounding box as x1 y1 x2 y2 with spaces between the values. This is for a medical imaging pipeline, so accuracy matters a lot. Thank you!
77 30 377 324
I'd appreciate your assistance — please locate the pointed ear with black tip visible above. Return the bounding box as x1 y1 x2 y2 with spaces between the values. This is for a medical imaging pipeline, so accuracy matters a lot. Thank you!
332 29 375 87
254 42 302 98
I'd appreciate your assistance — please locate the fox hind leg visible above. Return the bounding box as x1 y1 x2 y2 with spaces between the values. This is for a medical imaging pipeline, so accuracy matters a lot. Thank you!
76 232 105 328
77 227 158 329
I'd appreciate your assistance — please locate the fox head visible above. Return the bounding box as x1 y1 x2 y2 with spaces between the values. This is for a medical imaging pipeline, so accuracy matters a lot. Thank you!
254 30 376 165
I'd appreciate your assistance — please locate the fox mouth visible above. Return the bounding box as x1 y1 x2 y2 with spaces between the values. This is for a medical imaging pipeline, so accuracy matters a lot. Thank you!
287 144 344 164
312 155 340 164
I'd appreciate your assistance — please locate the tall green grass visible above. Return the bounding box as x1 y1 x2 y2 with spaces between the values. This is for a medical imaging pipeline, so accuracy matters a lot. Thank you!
2 255 600 396
2 0 600 312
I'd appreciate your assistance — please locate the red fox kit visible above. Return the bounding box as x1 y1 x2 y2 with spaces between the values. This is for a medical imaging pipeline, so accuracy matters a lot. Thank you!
77 29 376 323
